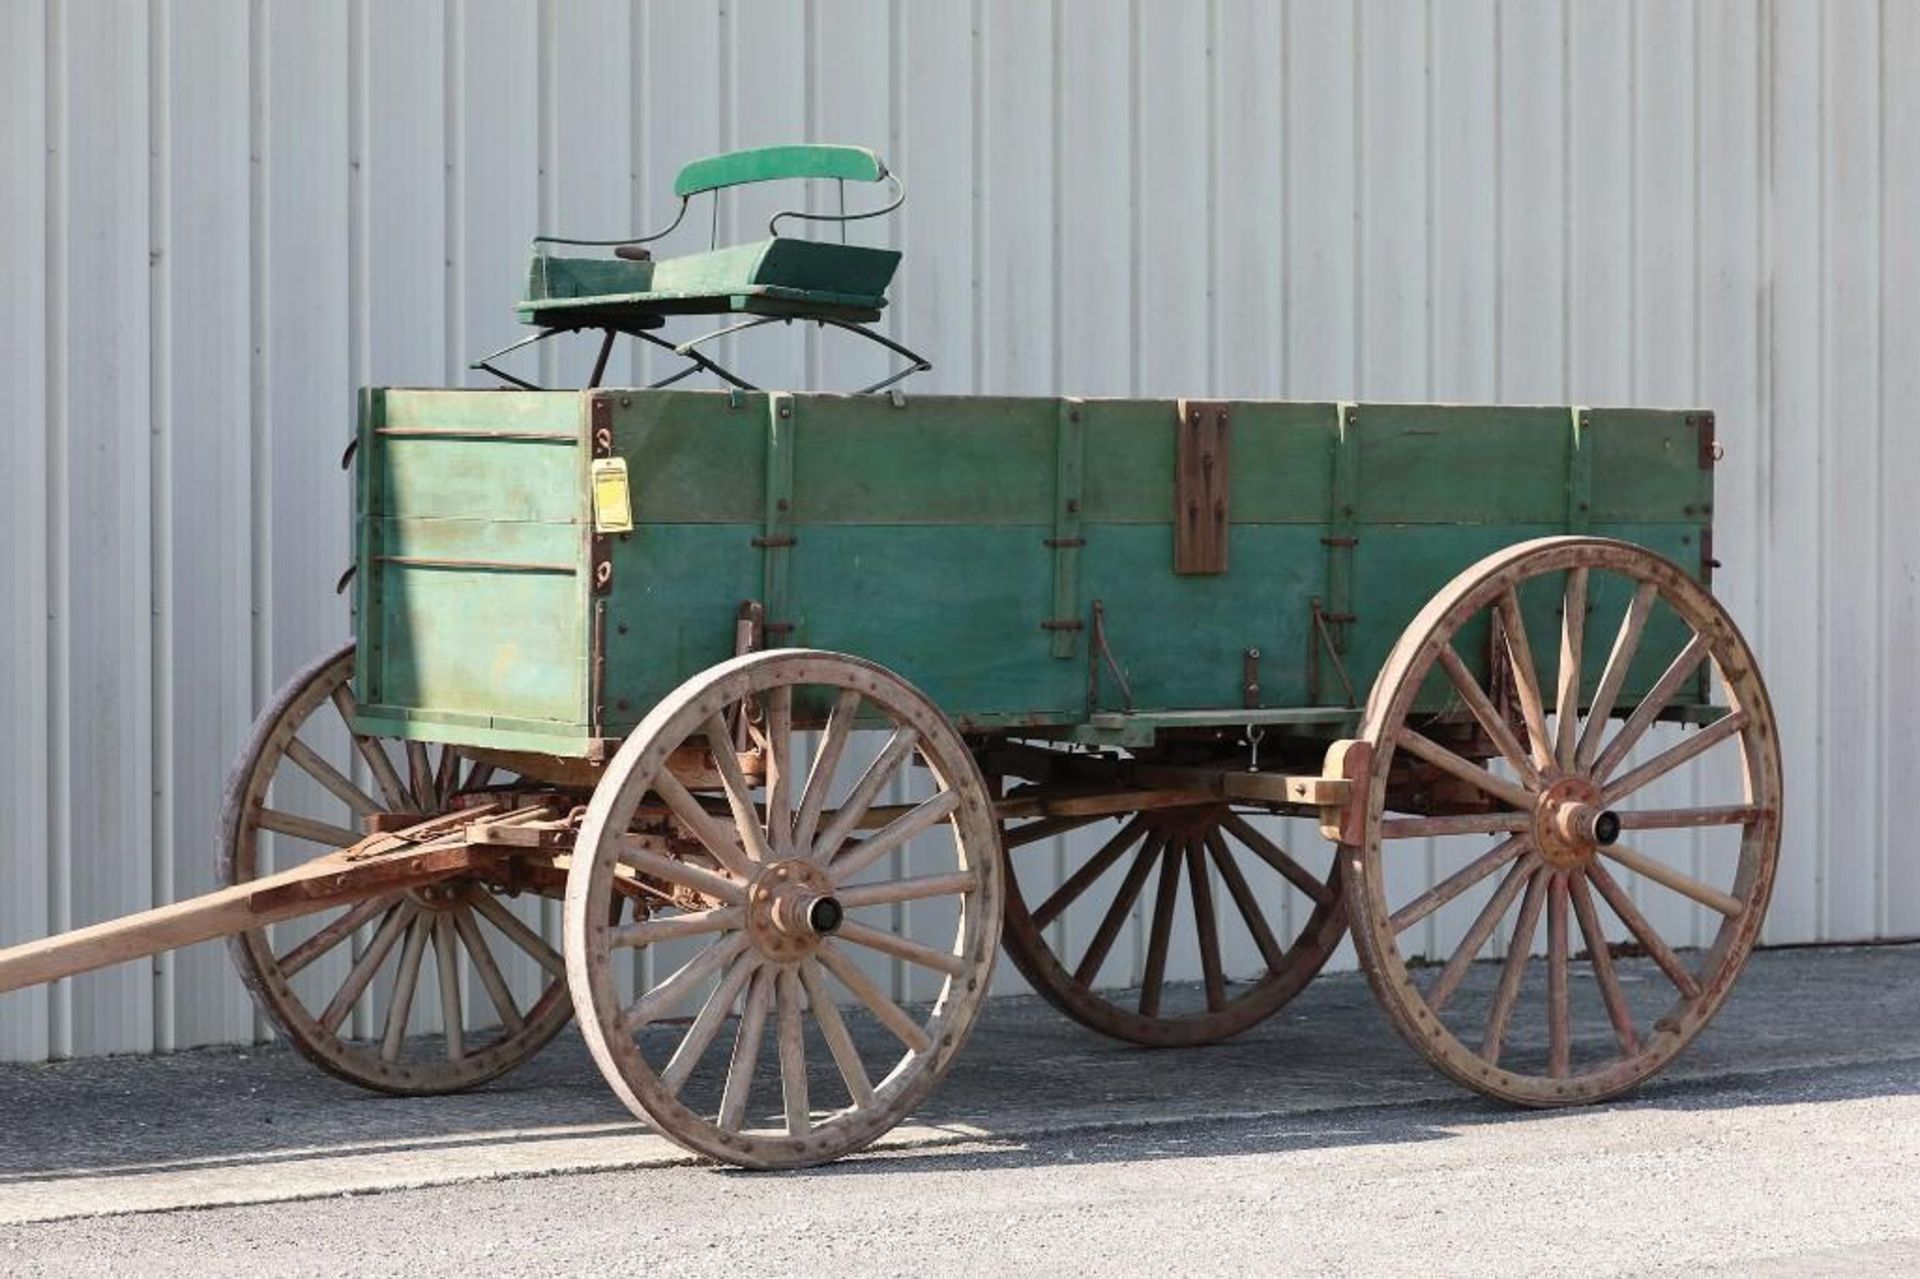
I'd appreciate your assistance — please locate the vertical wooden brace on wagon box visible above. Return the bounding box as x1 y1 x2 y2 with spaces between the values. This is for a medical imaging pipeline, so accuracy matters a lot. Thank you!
762 392 796 639
1174 399 1230 574
1567 407 1592 533
1050 398 1086 657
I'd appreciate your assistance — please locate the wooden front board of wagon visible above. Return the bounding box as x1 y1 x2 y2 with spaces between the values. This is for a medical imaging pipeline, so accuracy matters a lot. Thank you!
351 389 1715 754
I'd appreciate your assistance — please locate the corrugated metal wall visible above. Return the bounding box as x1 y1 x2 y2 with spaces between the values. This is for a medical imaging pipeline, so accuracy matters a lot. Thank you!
3 0 1916 1061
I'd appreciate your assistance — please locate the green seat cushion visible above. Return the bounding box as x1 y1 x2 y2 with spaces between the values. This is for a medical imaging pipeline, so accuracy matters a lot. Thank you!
520 239 900 327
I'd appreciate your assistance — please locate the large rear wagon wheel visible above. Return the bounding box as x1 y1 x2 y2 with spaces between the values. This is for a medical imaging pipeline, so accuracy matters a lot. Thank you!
221 642 574 1094
565 649 1002 1169
1342 537 1781 1105
1000 802 1344 1047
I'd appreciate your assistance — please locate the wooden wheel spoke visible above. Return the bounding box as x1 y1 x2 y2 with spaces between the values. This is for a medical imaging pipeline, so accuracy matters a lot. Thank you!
652 767 755 879
661 951 760 1096
1480 866 1550 1065
817 942 932 1055
802 959 875 1108
462 760 498 793
1426 854 1538 1013
1001 813 1111 850
1395 729 1535 814
1575 581 1658 773
1569 871 1639 1056
1546 873 1570 1078
1586 861 1701 998
432 745 461 809
1600 711 1748 806
764 686 795 859
1205 830 1287 973
1138 843 1184 1018
380 915 433 1062
282 737 381 819
276 893 398 978
329 685 413 812
1435 644 1541 787
254 806 363 850
1390 834 1531 935
466 890 567 979
1590 632 1711 783
431 914 465 1062
718 968 772 1132
705 714 773 865
451 904 524 1035
1614 805 1762 831
809 729 920 865
1186 840 1228 1013
1496 588 1555 771
612 904 745 949
775 968 811 1138
1030 816 1149 930
1554 567 1588 770
834 918 969 977
1599 843 1745 918
792 688 860 859
319 902 415 1033
622 932 752 1031
1220 812 1335 906
616 837 747 906
828 789 961 885
1381 812 1531 840
1072 832 1166 987
837 870 978 910
405 741 436 813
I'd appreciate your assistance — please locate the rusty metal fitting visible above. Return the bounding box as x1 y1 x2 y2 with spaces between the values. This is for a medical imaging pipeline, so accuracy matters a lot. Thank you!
1551 801 1619 849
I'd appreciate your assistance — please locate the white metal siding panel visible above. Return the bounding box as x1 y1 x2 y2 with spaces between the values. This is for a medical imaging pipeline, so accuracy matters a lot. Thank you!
0 0 53 1064
159 0 257 1051
1885 0 1920 938
61 0 155 1059
3 0 1917 1060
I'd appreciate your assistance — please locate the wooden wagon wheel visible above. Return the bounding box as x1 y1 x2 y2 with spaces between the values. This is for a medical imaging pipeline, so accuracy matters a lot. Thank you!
1342 536 1781 1105
999 802 1344 1047
565 649 1002 1168
221 642 574 1094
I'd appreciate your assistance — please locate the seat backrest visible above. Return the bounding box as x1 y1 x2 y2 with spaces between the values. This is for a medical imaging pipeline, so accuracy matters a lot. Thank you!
673 144 887 198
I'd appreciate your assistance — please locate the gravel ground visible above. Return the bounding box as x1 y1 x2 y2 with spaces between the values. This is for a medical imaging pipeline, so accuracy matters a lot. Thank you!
0 945 1916 1275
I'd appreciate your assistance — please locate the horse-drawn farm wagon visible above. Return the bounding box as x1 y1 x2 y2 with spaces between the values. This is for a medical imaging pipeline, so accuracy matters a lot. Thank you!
0 146 1778 1169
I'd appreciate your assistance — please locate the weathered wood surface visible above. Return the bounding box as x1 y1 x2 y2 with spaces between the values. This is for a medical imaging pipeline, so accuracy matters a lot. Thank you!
355 389 1713 757
0 824 510 997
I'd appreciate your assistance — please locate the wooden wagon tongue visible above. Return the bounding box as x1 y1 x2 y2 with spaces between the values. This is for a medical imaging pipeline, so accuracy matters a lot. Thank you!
0 804 567 998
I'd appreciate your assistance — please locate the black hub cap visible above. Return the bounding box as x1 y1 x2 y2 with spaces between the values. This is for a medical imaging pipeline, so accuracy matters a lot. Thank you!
808 896 844 935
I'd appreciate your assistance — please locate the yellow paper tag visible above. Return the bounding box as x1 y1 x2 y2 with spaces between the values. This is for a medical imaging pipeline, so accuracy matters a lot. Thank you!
590 457 634 533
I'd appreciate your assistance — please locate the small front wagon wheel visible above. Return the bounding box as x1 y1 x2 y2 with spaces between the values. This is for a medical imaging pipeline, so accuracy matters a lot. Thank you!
1343 537 1781 1105
222 642 574 1094
565 649 1003 1169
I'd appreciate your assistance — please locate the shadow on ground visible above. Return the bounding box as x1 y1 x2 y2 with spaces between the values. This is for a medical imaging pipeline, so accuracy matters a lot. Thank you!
0 944 1914 1193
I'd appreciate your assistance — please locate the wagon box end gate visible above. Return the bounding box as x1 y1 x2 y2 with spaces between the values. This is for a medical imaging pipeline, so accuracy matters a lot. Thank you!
0 385 1776 1169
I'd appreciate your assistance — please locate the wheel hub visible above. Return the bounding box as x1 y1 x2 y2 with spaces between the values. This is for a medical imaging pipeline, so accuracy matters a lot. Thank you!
1531 776 1619 870
745 858 842 963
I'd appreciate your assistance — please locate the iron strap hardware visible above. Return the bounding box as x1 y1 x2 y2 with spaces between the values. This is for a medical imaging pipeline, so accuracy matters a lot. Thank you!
1048 399 1087 657
588 395 616 596
1174 399 1230 575
1086 599 1135 714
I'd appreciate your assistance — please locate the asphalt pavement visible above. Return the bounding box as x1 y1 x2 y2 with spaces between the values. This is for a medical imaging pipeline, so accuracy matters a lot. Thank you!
0 944 1916 1275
